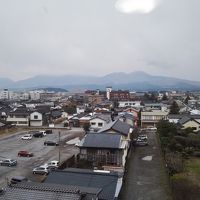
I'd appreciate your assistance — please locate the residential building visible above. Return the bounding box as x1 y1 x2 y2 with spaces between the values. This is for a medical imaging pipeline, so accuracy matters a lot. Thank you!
0 89 9 100
89 114 112 131
98 119 133 142
118 101 141 108
177 115 200 132
141 110 169 128
30 111 43 126
29 91 41 100
110 90 130 101
77 133 128 170
45 168 123 200
6 107 30 126
1 182 88 200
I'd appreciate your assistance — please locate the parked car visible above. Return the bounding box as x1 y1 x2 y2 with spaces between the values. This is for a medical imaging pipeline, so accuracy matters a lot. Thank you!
40 164 58 172
147 127 157 131
10 176 28 184
39 130 46 136
44 141 59 146
43 160 59 167
32 166 49 175
135 139 148 146
138 134 148 140
21 134 32 140
0 159 17 166
18 150 34 157
33 132 44 138
45 129 53 134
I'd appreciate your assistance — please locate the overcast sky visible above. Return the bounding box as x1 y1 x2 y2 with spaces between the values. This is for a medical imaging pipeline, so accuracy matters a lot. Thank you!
0 0 199 81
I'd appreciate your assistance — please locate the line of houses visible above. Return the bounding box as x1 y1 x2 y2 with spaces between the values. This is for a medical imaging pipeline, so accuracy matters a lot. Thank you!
2 89 200 199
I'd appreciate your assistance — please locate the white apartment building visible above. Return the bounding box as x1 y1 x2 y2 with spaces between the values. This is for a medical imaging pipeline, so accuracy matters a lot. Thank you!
118 101 141 108
0 89 9 100
29 91 41 100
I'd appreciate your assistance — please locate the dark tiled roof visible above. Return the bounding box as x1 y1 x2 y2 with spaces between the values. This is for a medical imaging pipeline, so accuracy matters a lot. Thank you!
0 182 81 200
168 114 187 119
90 114 111 123
51 110 62 118
78 133 122 149
45 169 120 200
178 115 200 125
112 120 131 135
98 119 131 136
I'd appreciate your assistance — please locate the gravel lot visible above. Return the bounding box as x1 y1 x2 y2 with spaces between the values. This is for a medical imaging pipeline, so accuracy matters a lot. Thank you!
0 128 84 188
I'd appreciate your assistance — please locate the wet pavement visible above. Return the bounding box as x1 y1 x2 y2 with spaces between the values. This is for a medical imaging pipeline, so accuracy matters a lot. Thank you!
119 131 172 200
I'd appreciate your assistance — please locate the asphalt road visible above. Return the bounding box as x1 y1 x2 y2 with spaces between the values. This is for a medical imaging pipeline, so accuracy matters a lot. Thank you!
0 128 84 188
119 130 172 200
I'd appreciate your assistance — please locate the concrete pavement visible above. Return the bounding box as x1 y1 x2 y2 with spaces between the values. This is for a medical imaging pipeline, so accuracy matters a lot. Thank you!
119 131 172 200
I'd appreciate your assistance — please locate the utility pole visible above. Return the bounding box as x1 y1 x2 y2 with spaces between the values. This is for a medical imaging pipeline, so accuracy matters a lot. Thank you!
58 131 61 163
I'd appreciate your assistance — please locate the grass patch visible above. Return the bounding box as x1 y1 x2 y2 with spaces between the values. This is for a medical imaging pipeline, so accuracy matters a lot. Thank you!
0 127 24 138
171 158 200 200
185 158 200 176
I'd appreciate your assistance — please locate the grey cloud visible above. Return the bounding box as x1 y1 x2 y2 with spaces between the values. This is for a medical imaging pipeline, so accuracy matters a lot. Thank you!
0 0 199 81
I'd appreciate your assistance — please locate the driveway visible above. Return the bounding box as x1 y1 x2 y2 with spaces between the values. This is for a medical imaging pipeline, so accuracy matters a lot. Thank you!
119 130 172 200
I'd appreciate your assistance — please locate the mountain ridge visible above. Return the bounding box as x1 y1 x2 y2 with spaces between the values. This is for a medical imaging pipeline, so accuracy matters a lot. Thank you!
0 71 200 91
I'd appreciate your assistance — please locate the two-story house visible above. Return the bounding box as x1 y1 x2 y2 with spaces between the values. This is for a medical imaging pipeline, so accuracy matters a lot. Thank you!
141 110 169 128
89 114 112 131
7 107 30 126
77 133 128 171
30 111 43 126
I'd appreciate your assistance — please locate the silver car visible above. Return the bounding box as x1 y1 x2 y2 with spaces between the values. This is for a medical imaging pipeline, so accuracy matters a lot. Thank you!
32 166 49 175
0 159 17 167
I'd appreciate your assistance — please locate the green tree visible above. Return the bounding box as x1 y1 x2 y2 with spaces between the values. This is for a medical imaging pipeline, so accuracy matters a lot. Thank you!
64 103 77 114
157 119 177 138
170 101 180 114
162 93 168 101
184 95 191 105
83 123 90 133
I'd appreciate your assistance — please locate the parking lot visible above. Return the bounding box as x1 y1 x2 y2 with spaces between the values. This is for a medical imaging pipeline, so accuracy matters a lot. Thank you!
0 128 84 187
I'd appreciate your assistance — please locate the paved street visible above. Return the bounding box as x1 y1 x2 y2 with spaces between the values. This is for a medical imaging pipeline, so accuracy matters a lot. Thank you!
0 128 84 188
119 131 172 200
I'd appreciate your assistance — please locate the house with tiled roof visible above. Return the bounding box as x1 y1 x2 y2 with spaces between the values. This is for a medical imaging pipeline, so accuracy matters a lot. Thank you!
77 133 128 170
89 114 112 131
6 107 30 126
97 119 133 142
45 168 123 200
0 182 92 200
177 115 200 132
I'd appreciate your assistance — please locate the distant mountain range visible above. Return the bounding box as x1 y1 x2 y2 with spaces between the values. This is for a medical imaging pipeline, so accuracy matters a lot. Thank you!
0 71 200 91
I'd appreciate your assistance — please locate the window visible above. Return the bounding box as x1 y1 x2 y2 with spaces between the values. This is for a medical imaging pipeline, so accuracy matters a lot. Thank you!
18 121 28 124
91 122 96 125
98 123 103 127
34 115 38 119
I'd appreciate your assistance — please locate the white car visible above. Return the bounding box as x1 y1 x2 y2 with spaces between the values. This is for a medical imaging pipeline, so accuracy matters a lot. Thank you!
39 130 46 136
42 160 59 167
21 134 32 140
138 134 148 140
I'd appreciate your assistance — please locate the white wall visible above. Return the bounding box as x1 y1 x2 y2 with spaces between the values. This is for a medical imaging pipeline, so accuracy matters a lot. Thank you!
90 118 105 129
